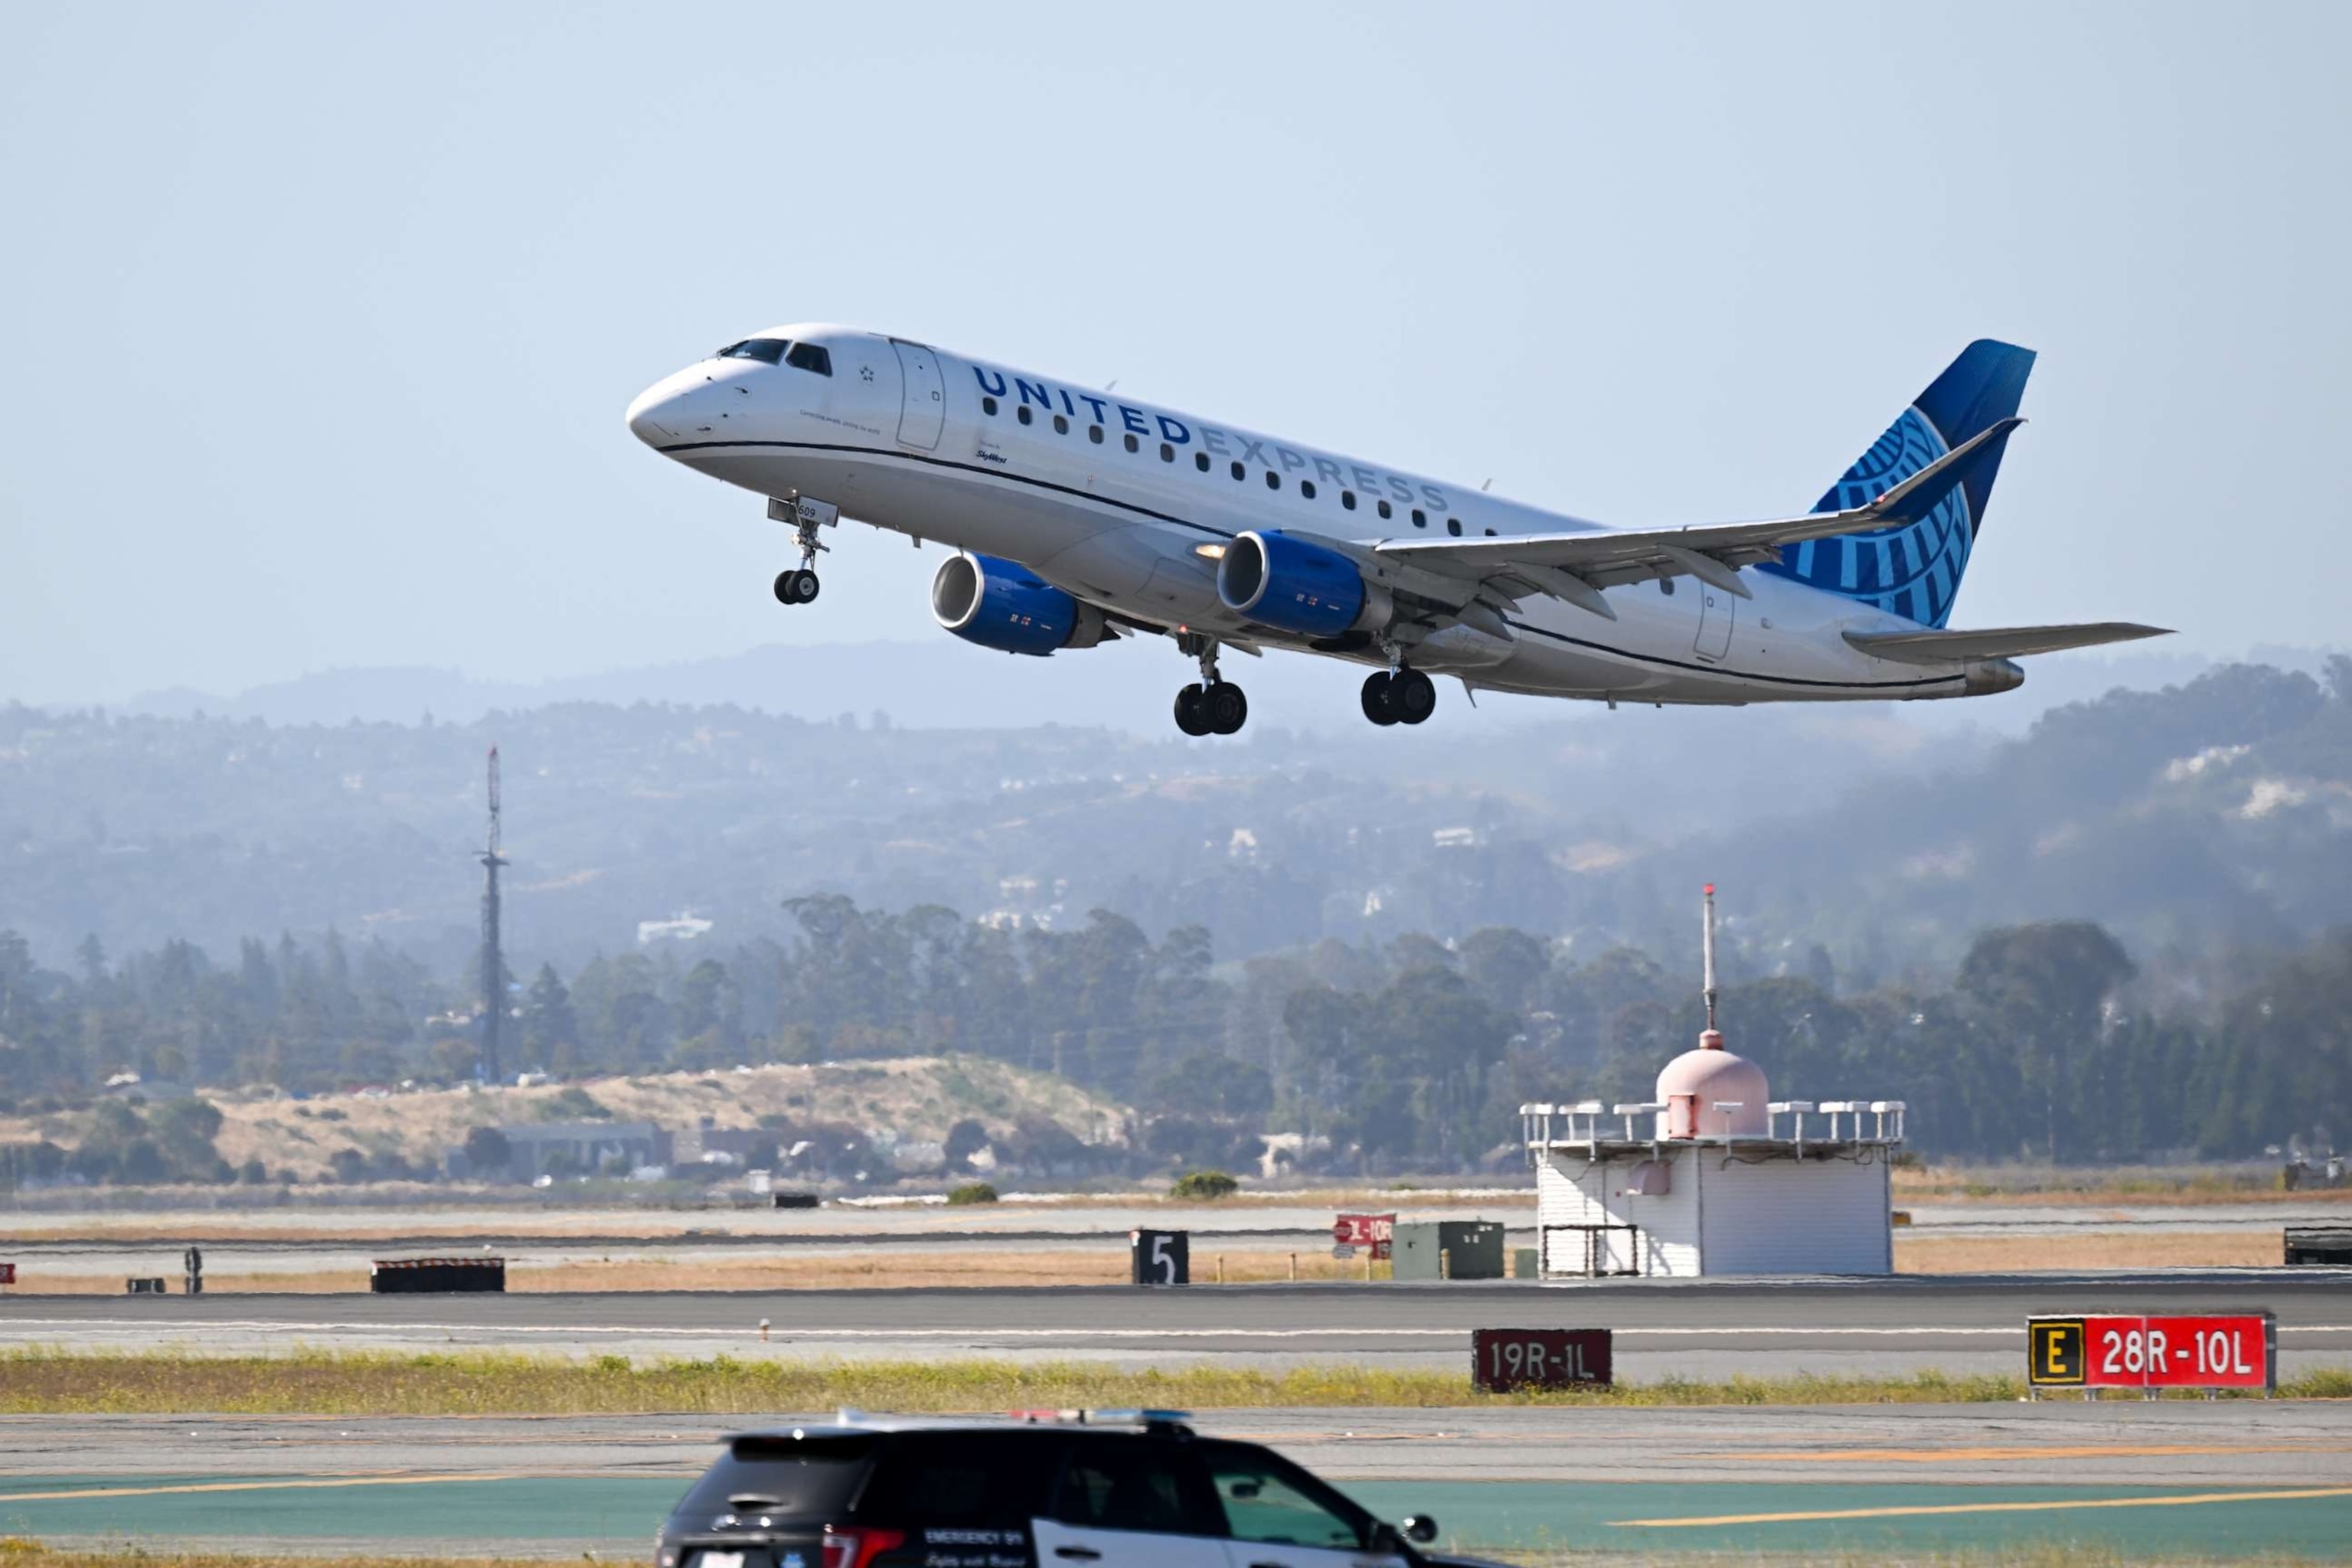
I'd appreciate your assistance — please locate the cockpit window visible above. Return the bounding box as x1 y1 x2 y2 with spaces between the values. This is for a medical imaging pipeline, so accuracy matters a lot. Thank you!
717 338 791 364
785 341 833 377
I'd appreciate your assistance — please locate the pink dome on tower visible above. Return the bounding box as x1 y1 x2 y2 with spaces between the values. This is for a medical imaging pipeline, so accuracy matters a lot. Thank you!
1655 1031 1770 1137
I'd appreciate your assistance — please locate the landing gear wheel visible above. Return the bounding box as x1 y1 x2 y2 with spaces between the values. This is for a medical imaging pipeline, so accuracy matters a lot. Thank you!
1393 668 1436 724
1361 671 1400 726
1174 682 1211 737
773 569 821 605
1205 682 1248 735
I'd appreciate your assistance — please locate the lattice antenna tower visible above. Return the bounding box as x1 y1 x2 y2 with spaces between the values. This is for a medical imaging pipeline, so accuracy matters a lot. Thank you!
479 745 508 1084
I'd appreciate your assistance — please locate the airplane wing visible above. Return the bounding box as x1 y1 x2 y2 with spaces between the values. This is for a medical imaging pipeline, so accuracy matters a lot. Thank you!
1843 622 2171 665
1370 416 2024 619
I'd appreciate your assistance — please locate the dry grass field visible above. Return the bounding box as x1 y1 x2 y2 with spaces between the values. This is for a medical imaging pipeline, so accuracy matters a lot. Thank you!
0 1228 2297 1293
0 1246 1387 1294
1893 1230 2284 1272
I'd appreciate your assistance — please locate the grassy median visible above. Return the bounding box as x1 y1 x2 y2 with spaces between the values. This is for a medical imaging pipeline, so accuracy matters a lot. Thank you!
4 1349 2349 1413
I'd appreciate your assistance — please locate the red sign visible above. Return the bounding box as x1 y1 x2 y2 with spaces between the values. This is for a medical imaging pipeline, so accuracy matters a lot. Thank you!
1472 1327 1612 1390
0 1263 14 1286
2027 1313 2274 1391
1334 1213 1395 1260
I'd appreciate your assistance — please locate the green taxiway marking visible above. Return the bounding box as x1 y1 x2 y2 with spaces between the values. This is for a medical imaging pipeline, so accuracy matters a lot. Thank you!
5 1476 2350 1560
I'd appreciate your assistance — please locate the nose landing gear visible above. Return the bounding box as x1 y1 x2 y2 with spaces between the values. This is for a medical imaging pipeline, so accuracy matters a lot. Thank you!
1173 633 1248 737
767 494 838 607
1361 667 1436 726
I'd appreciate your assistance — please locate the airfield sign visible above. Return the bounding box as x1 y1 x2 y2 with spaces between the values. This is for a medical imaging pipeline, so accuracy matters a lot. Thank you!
2028 1312 2274 1393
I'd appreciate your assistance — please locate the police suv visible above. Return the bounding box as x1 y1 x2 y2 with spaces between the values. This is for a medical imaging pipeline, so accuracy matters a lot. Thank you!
655 1411 1457 1568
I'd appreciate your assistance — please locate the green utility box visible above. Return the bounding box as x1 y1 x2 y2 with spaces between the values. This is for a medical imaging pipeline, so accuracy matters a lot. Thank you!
1390 1219 1507 1281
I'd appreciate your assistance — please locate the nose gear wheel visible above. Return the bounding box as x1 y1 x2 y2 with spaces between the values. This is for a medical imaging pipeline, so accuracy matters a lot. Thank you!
771 496 831 608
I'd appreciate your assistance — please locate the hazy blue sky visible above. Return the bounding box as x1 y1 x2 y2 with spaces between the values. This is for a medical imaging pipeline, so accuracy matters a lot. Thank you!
4 2 2346 707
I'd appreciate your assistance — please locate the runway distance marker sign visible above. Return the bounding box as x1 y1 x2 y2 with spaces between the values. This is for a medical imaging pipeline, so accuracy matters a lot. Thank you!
2027 1312 2274 1392
1334 1213 1395 1260
1472 1327 1612 1390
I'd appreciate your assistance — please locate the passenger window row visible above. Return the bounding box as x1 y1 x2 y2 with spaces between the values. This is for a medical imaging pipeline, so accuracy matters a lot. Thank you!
978 396 1497 535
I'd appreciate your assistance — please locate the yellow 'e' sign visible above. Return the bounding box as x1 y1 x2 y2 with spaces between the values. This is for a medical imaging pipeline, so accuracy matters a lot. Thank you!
2030 1318 2085 1384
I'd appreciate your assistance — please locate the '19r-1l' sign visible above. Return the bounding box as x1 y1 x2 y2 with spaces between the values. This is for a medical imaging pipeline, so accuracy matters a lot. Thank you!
2027 1313 2275 1393
1472 1328 1612 1391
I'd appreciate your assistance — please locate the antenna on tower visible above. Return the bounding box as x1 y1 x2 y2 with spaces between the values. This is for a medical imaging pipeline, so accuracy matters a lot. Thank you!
1701 882 1719 1034
479 746 508 1085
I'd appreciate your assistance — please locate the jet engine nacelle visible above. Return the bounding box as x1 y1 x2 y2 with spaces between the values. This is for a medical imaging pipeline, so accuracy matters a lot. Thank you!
931 552 1111 656
1216 530 1392 639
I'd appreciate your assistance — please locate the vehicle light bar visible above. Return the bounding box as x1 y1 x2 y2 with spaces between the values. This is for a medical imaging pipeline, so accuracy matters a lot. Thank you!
1007 1407 1193 1429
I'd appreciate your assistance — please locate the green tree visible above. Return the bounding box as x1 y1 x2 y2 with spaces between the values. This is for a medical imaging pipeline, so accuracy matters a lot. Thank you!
521 963 579 1064
1956 922 2135 1161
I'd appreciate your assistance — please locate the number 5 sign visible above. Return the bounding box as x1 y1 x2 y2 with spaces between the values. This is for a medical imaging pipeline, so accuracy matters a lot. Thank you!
1129 1229 1189 1286
2028 1312 2274 1393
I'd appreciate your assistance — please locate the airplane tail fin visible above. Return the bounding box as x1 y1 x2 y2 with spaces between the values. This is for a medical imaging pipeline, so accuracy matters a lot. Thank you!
1759 339 2035 628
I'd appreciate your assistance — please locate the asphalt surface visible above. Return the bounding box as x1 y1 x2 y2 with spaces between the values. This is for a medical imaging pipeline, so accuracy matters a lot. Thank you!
8 1408 2352 1559
5 1272 2348 1379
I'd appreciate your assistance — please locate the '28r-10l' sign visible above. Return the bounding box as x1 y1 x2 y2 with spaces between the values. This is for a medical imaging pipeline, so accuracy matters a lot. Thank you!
2027 1313 2275 1393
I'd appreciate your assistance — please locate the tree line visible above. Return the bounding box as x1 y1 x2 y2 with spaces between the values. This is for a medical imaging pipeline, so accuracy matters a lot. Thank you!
2 898 2347 1174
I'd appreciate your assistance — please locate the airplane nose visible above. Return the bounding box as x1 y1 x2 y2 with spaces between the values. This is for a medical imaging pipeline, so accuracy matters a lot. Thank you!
626 384 680 448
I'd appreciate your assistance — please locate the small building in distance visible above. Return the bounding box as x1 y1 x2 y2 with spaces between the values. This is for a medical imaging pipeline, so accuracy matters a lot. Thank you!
447 1120 673 1181
674 1119 773 1166
1521 886 1904 1278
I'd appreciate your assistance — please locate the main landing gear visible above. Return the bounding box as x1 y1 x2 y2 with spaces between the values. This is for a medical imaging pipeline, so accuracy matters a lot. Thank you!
769 494 836 606
1173 633 1247 737
1361 667 1436 726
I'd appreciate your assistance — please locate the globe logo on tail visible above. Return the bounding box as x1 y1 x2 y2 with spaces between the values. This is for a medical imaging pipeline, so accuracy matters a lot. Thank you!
1764 406 1975 629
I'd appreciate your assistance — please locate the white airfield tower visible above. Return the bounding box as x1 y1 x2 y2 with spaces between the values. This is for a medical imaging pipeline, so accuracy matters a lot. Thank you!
1522 884 1906 1278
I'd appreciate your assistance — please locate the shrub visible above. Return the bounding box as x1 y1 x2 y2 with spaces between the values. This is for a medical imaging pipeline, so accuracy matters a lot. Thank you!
946 1181 999 1206
462 1125 513 1177
1168 1168 1239 1200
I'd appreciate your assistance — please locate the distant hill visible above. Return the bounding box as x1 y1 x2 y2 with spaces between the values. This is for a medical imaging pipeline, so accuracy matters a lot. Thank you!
6 655 2349 985
0 1057 1128 1188
111 636 2317 737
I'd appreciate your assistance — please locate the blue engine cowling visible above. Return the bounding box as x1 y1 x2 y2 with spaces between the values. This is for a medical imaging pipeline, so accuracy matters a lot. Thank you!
1216 530 1389 638
931 552 1109 655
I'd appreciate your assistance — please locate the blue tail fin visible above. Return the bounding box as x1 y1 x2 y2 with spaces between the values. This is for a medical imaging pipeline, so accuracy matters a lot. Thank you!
1759 339 2034 627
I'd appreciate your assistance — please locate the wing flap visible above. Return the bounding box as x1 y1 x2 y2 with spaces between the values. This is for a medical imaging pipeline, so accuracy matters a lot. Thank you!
1843 622 2172 665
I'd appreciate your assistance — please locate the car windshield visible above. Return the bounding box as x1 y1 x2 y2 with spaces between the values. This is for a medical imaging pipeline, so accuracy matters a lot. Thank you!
672 1434 874 1521
715 338 791 364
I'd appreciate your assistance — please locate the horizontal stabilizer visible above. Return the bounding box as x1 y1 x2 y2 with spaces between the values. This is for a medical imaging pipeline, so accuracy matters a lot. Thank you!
1844 622 2172 666
1376 416 2028 604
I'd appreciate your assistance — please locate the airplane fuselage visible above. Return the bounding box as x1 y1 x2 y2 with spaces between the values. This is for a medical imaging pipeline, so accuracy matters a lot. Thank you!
627 325 2014 711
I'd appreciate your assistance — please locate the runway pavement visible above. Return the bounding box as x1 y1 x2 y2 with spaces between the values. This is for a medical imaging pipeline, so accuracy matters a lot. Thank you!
5 1272 2347 1380
8 1407 2352 1559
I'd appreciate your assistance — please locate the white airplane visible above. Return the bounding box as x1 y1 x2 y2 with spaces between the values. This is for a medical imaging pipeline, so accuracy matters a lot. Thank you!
626 330 2165 735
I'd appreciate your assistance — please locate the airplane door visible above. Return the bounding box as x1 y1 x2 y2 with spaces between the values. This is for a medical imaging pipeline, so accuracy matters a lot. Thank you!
892 338 945 451
1694 585 1735 662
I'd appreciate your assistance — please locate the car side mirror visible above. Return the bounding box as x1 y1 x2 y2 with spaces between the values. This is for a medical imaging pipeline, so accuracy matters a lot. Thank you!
1402 1516 1439 1545
1367 1523 1403 1557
